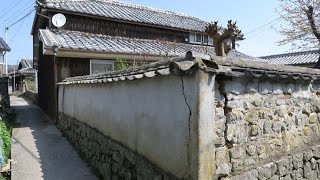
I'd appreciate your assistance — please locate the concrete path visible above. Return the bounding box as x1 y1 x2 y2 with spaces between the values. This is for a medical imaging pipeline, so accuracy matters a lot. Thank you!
10 96 98 180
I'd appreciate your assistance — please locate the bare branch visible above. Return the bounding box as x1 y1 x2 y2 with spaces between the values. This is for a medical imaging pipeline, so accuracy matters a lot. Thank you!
277 0 320 49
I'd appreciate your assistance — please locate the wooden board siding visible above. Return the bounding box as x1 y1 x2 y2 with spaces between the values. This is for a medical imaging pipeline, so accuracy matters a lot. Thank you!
57 58 90 82
49 13 190 43
38 41 56 119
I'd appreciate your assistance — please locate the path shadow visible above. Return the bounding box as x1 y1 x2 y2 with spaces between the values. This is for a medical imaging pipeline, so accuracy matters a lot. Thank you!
10 96 98 180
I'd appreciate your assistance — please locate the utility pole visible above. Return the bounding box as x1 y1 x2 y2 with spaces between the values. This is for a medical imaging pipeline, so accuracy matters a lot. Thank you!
5 21 8 74
13 66 15 92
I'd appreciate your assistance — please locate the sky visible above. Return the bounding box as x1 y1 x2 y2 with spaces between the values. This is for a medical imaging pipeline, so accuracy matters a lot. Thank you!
0 0 293 65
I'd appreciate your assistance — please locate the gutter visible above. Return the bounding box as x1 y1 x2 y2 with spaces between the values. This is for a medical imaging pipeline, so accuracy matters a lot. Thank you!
43 47 177 61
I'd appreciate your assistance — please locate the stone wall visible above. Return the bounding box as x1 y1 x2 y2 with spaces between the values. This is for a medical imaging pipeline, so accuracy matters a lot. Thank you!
58 71 212 179
57 113 177 180
57 56 320 179
226 145 320 180
58 58 217 179
22 90 38 105
213 76 320 179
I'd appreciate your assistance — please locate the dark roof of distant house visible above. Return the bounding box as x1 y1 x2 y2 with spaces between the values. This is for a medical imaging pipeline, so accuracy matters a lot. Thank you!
39 0 208 32
39 29 262 61
8 59 35 76
260 50 319 65
0 38 10 52
18 59 33 70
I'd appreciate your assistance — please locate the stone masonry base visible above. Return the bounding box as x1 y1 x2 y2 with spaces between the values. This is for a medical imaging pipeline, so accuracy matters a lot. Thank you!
57 113 178 180
224 145 320 180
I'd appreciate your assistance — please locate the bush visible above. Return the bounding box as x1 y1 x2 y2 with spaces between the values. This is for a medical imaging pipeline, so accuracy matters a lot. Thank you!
114 58 131 71
0 113 16 163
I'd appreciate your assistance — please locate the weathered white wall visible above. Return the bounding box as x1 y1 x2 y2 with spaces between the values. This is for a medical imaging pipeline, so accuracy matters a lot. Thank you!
58 74 201 178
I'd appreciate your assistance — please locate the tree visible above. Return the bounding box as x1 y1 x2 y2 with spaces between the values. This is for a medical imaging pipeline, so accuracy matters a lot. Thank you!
205 20 244 57
277 0 320 67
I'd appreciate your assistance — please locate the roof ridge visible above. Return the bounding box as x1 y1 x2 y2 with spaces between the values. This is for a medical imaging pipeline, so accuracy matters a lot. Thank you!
260 49 319 59
102 0 206 22
45 0 206 22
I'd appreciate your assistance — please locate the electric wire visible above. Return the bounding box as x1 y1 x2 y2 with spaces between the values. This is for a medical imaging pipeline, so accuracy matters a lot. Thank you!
0 0 26 19
7 1 35 24
244 17 282 36
0 2 35 28
8 14 29 44
8 9 35 29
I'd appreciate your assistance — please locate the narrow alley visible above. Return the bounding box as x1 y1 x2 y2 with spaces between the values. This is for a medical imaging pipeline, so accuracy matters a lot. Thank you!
10 96 98 180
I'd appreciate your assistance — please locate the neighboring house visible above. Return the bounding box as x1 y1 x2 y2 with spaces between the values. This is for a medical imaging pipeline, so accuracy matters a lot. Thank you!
0 38 11 74
260 50 319 68
32 0 258 119
7 65 18 74
8 59 36 93
17 59 35 74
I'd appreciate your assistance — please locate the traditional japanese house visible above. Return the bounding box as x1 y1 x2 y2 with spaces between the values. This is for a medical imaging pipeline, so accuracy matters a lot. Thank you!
260 50 320 68
0 38 11 75
32 0 254 120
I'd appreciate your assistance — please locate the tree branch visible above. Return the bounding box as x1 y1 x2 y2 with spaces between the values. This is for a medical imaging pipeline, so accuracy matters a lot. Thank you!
305 5 320 40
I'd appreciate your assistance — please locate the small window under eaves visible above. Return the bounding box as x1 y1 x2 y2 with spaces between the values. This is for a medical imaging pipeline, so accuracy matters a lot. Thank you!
90 59 114 75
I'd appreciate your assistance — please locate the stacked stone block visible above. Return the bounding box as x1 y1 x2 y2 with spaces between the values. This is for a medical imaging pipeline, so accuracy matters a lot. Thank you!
57 113 177 180
213 77 320 179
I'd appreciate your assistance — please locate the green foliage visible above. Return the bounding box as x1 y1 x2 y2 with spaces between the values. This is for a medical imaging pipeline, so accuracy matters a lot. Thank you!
25 79 36 92
24 76 35 81
114 58 132 71
0 113 16 163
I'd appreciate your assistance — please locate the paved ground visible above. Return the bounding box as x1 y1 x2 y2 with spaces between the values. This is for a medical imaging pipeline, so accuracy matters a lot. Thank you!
10 96 98 180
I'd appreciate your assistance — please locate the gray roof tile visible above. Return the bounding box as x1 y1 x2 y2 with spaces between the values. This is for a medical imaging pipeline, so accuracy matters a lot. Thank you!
260 50 319 65
0 38 10 52
39 29 215 57
39 29 262 62
41 0 208 32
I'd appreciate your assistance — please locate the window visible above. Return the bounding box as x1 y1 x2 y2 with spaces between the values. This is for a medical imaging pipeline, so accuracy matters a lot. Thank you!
189 32 202 44
90 59 114 75
189 33 213 45
203 35 208 44
195 33 202 43
208 37 214 46
189 33 196 43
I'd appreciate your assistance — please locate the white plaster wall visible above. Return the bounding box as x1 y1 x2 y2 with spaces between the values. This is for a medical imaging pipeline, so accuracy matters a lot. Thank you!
58 75 199 178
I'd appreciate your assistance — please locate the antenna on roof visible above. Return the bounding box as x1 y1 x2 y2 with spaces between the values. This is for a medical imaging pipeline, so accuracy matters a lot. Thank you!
52 13 66 28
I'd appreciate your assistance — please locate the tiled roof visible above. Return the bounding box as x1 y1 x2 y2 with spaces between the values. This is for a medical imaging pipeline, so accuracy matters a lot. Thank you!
39 29 214 57
260 50 319 65
39 29 261 61
59 52 320 85
228 50 266 62
8 59 35 76
0 38 10 52
19 59 33 69
40 0 208 32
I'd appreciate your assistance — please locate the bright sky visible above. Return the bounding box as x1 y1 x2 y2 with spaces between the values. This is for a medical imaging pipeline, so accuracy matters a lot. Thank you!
0 0 293 65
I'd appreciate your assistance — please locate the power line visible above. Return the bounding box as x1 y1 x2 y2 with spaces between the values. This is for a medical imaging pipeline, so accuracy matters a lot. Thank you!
8 9 35 29
0 0 31 21
7 2 35 24
244 17 282 35
0 2 35 27
0 0 26 18
8 14 28 44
